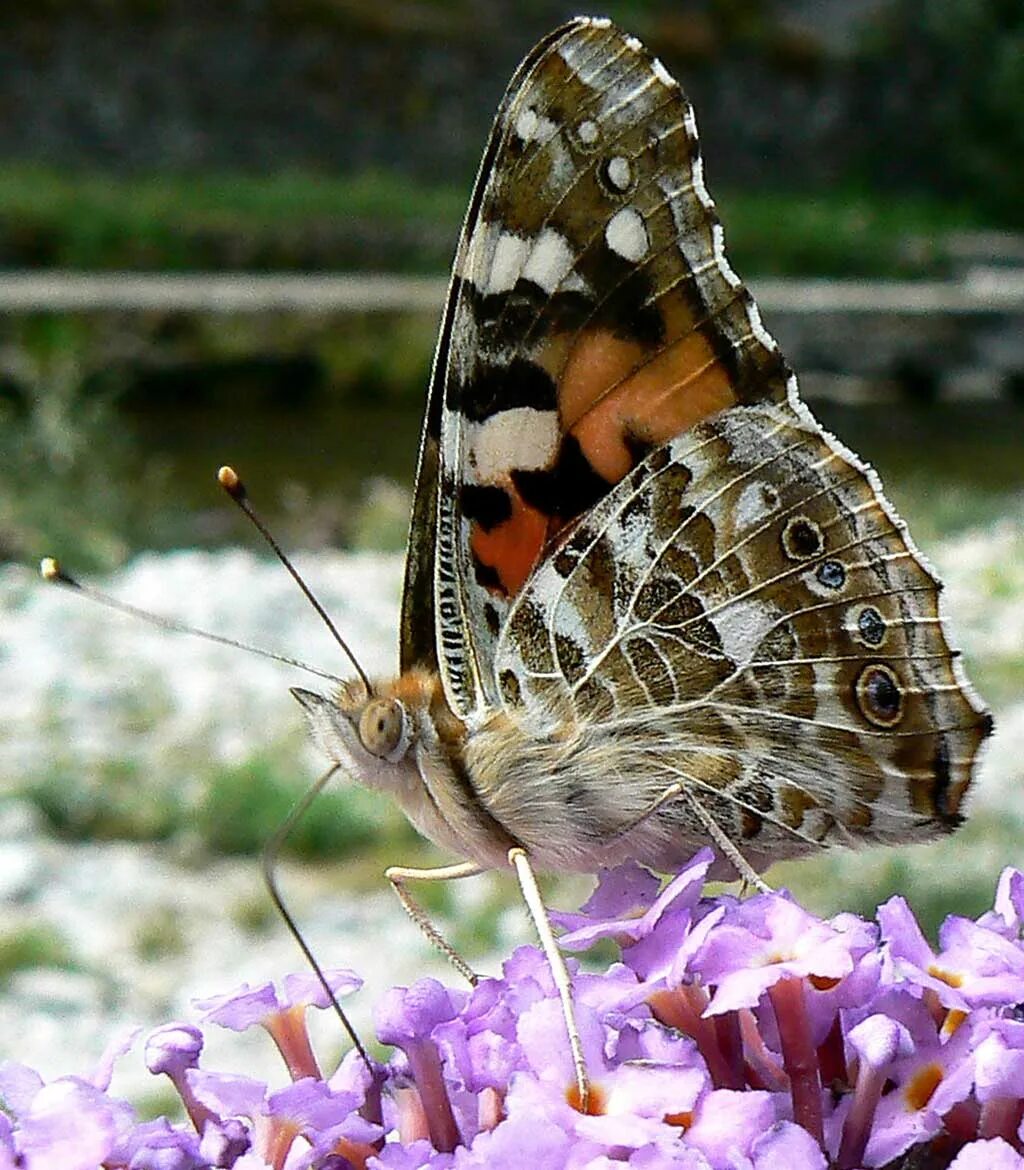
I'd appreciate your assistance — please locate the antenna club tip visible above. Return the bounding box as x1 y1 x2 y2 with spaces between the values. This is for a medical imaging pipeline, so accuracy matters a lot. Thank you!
217 465 246 500
40 557 78 588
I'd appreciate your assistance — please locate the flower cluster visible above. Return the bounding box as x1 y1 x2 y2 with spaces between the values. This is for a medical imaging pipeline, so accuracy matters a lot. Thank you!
5 852 1024 1169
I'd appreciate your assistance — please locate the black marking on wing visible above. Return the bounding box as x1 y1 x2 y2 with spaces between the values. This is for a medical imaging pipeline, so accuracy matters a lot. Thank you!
578 243 667 348
473 558 505 592
460 483 513 532
460 275 595 354
447 353 558 423
399 20 586 679
512 434 610 520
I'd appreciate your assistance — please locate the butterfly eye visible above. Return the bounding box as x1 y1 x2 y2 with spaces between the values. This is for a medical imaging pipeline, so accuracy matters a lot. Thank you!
358 699 409 761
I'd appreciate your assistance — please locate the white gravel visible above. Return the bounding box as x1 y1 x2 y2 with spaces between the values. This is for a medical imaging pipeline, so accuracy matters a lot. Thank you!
0 550 516 1099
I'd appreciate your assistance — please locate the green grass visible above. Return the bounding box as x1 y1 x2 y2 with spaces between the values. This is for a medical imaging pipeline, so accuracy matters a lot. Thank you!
17 743 421 866
0 923 76 975
0 166 464 273
0 164 1000 277
134 906 187 962
21 758 186 844
193 752 420 863
718 188 992 279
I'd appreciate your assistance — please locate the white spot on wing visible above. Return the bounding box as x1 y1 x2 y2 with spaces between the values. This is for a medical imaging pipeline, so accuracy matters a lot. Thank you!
516 107 538 141
606 156 632 191
522 228 578 294
651 56 676 87
556 599 596 660
487 231 530 295
515 105 557 143
605 207 649 262
458 219 499 288
467 408 559 479
576 119 599 145
735 480 780 530
715 598 777 666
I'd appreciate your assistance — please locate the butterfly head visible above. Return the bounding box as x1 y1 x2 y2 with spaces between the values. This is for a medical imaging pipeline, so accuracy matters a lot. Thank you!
291 679 416 791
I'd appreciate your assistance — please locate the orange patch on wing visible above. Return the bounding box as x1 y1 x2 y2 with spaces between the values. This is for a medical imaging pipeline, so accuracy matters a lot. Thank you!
558 326 736 484
470 488 550 596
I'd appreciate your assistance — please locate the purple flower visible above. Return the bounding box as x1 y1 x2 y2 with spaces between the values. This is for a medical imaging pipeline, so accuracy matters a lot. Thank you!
122 1118 200 1170
187 1070 380 1168
7 857 1024 1169
195 970 362 1083
833 1013 915 1166
556 850 714 981
376 979 466 1152
983 869 1024 939
687 893 867 1017
684 1088 778 1168
750 1121 828 1170
880 895 1024 1014
198 1118 251 1167
949 1136 1024 1169
969 1018 1024 1144
10 1079 126 1170
860 1009 977 1166
145 1023 214 1135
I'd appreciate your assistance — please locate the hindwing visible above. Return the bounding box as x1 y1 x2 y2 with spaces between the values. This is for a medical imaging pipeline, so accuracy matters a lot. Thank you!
493 394 991 856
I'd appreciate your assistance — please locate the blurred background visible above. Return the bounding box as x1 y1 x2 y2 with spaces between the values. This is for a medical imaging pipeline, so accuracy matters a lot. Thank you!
1 0 1022 1108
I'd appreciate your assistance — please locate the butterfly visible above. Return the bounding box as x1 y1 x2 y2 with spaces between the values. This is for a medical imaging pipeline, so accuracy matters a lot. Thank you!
291 17 992 1088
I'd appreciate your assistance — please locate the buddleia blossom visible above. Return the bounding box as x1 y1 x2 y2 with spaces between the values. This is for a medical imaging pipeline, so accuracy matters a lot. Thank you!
5 857 1024 1168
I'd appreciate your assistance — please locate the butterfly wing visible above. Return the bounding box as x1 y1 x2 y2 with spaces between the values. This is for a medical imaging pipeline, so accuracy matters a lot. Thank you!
401 17 788 720
493 395 991 861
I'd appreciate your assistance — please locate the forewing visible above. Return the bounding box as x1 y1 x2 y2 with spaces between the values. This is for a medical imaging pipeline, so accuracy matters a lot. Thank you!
402 17 788 719
495 394 991 857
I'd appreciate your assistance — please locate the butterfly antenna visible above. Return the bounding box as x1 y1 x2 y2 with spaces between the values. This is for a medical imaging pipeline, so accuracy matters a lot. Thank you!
39 558 343 686
42 556 373 1072
263 763 373 1074
218 466 372 695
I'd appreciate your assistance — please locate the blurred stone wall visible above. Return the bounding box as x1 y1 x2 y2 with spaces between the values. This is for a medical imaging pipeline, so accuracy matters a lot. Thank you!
0 0 1019 217
0 0 914 188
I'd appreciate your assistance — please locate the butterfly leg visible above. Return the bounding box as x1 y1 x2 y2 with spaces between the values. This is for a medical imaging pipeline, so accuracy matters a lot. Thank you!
682 790 773 894
508 847 590 1112
386 860 483 986
607 780 773 895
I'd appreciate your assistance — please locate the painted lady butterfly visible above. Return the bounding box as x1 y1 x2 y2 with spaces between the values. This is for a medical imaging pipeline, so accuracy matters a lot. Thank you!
292 17 991 1087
